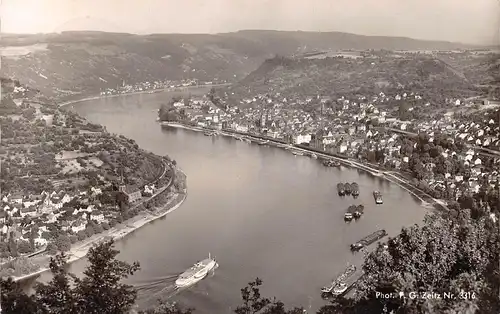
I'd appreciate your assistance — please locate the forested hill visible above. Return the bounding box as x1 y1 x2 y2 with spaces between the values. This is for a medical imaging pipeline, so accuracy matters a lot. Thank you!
0 30 476 98
223 54 483 105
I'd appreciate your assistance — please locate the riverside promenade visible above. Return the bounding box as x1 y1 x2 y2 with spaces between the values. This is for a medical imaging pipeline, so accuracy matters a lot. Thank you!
161 121 449 212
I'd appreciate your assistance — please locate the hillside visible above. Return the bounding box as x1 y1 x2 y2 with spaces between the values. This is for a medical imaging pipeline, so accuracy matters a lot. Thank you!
223 54 483 105
0 77 166 198
0 30 476 100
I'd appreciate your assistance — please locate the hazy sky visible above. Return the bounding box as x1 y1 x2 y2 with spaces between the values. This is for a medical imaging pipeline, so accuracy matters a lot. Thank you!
1 0 499 44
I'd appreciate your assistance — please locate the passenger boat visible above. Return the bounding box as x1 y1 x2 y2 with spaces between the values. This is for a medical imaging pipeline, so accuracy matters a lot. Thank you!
321 265 357 293
354 205 364 219
373 191 383 204
175 253 219 288
351 182 359 197
337 183 345 196
350 230 388 251
292 151 304 156
344 205 357 221
344 183 352 195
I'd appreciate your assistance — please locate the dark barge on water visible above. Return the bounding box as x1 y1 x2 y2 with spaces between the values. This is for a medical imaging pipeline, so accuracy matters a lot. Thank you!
350 229 388 252
353 205 364 218
337 183 345 196
344 183 352 195
373 191 383 204
344 205 357 221
351 182 359 197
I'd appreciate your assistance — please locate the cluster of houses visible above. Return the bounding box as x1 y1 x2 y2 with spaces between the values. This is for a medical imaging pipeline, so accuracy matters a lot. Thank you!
0 179 158 252
171 90 499 199
99 79 222 97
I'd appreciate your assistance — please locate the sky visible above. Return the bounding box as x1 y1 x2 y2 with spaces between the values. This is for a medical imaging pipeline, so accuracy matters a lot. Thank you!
1 0 499 45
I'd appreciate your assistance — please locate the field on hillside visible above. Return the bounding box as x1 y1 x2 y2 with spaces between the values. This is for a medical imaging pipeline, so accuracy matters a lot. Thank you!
224 55 482 104
0 31 479 98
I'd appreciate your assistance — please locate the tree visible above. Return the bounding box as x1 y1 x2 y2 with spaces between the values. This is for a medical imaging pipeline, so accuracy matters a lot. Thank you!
77 231 87 241
72 240 140 313
69 235 78 244
35 253 78 314
55 234 72 252
102 222 110 230
321 212 500 314
235 278 304 314
0 277 40 313
94 224 104 234
47 242 58 255
17 240 32 254
85 226 95 238
139 301 194 314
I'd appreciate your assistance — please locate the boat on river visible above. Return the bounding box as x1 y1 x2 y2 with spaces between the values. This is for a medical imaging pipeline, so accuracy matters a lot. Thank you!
344 205 357 221
351 182 359 197
322 159 340 167
373 191 383 204
321 265 357 293
344 183 352 195
353 205 364 219
337 183 345 196
292 151 304 156
175 254 218 288
350 230 388 252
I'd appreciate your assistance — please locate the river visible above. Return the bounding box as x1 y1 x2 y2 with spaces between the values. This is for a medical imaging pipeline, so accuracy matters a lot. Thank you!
30 89 428 313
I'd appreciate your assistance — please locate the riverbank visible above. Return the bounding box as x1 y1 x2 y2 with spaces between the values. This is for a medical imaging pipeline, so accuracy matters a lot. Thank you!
12 170 188 283
160 121 448 212
58 83 231 108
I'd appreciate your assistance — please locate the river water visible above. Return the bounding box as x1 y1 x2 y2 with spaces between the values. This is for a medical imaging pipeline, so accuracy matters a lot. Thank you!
32 90 427 313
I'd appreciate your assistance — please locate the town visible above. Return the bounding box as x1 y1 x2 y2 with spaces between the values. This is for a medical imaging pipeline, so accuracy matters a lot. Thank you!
159 79 500 219
0 78 187 278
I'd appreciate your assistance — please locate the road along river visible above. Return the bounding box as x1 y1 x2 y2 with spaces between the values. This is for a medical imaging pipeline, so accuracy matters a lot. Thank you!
27 90 428 313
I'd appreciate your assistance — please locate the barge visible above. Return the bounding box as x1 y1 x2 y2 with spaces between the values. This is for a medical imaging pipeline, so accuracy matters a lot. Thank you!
337 183 345 196
344 205 357 221
353 205 364 219
351 182 359 197
321 265 357 294
373 191 383 204
350 230 388 252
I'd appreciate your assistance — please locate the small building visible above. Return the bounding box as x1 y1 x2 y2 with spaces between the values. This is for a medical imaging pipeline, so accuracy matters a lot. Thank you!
119 184 142 204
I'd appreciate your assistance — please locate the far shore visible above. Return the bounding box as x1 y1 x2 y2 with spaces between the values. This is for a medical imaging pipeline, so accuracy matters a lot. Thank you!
160 121 448 212
58 83 231 108
12 175 188 283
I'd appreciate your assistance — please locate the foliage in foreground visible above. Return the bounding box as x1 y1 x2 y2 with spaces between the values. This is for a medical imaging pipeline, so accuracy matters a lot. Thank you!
1 211 499 314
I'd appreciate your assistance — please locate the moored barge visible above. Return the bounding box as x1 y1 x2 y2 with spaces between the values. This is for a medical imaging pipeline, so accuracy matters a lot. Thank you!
344 183 352 195
344 205 357 221
373 191 383 204
351 182 359 197
353 205 364 218
321 265 357 294
350 229 388 251
337 183 345 196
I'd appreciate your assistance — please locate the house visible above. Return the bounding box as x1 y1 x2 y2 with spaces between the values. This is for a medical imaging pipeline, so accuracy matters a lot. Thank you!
119 184 142 204
20 207 37 218
0 211 6 223
34 236 48 247
293 133 311 145
71 219 86 233
90 211 105 223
